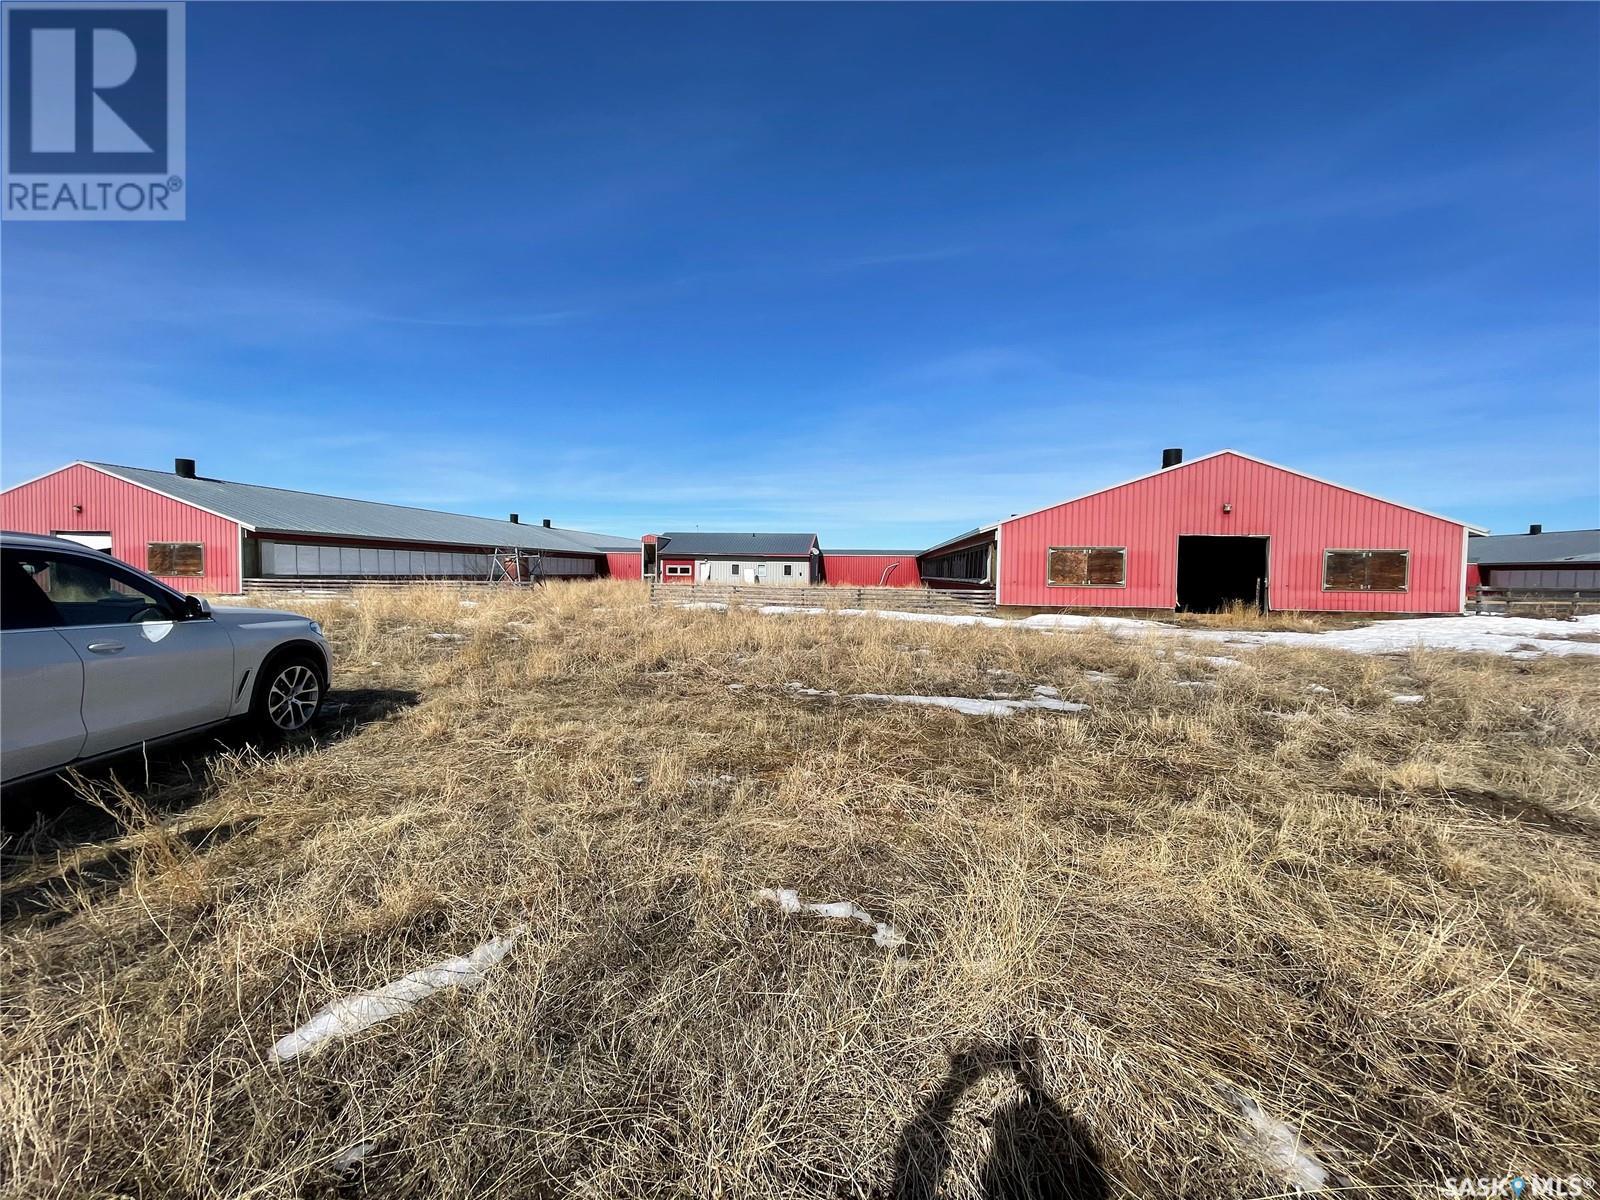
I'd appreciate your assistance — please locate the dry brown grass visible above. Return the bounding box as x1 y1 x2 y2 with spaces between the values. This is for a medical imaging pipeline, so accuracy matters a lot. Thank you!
3 582 1598 1198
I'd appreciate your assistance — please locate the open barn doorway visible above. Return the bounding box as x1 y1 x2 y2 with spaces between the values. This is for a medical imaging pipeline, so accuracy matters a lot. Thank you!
1176 535 1269 612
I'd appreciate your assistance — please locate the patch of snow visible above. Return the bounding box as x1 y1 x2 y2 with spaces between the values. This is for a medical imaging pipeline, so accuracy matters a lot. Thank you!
758 605 1600 659
853 684 1088 718
785 682 838 697
1234 1096 1329 1193
1082 671 1120 684
425 632 464 642
1305 684 1333 694
727 684 745 691
1019 612 1180 633
458 600 479 608
1391 694 1425 705
333 1141 376 1177
271 928 523 1062
1173 680 1215 690
757 887 904 950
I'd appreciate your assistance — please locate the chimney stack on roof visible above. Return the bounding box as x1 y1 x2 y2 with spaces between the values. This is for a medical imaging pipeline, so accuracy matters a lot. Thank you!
1529 523 1543 535
509 513 519 524
174 458 197 479
1161 448 1183 469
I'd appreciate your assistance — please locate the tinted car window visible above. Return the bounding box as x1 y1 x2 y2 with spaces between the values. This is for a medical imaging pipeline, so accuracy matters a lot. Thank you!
1 552 61 630
11 551 180 627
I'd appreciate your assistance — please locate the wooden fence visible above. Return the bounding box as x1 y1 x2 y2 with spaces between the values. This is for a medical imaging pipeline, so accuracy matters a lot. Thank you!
1468 587 1600 618
649 582 996 616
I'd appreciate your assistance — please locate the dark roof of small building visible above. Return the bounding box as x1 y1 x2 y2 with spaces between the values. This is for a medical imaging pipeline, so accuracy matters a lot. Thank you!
1468 528 1600 566
83 462 639 555
654 532 818 558
823 548 921 557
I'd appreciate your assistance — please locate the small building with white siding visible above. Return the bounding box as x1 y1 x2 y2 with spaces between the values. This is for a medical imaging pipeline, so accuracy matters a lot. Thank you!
647 532 819 585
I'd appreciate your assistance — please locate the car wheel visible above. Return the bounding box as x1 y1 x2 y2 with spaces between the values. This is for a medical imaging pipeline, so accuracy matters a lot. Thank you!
251 653 325 737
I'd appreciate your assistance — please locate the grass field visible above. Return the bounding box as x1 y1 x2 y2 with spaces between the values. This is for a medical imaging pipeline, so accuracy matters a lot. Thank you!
3 582 1598 1199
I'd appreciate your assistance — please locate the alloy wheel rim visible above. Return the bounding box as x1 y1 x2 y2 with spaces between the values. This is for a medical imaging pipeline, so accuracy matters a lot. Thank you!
267 665 319 730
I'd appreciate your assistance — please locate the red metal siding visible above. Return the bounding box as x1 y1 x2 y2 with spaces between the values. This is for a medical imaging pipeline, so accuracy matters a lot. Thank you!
660 556 696 583
822 553 921 587
997 453 1467 614
606 551 642 581
2 463 243 594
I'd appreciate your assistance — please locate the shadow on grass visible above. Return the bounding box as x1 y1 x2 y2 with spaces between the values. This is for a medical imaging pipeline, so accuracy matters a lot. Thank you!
890 1038 1107 1200
0 686 418 927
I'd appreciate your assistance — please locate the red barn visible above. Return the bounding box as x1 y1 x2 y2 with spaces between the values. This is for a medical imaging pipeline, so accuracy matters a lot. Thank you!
819 549 922 587
1 459 640 594
920 449 1481 615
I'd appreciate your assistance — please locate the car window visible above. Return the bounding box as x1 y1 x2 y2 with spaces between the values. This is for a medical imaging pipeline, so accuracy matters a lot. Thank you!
11 551 180 627
1 552 61 630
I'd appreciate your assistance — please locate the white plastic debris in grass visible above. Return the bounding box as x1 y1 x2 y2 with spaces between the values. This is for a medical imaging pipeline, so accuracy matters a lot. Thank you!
1234 1096 1329 1193
1305 684 1333 694
758 887 905 950
1391 694 1425 705
271 928 524 1062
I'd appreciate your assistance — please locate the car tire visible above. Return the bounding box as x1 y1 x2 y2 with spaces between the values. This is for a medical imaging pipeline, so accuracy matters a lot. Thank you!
249 651 326 738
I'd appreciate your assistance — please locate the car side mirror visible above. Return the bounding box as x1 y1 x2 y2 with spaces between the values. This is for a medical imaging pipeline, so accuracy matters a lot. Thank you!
184 594 212 619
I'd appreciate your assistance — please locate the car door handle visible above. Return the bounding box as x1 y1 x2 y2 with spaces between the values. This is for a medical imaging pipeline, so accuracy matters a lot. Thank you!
86 641 126 654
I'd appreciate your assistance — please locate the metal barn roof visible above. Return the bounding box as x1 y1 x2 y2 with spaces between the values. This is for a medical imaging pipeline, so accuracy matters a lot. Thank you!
1468 529 1600 565
654 532 818 558
83 462 640 555
823 548 921 556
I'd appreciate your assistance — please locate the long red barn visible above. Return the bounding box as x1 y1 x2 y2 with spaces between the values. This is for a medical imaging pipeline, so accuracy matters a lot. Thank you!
920 449 1480 615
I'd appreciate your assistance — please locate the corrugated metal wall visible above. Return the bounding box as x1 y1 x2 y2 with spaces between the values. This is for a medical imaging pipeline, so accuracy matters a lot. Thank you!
1 463 243 593
605 551 642 580
821 553 920 587
696 558 811 585
998 453 1467 613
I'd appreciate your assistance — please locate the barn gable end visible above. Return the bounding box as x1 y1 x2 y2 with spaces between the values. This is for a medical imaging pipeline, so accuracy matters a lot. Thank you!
1 462 244 594
997 451 1469 614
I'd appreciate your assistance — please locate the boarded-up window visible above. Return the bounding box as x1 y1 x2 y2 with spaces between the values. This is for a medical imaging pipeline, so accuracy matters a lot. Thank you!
1047 546 1125 587
146 542 204 576
1323 549 1408 592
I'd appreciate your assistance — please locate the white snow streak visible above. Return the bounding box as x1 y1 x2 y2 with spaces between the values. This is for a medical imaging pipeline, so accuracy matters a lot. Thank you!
854 686 1088 717
1234 1096 1329 1192
271 929 523 1062
757 887 905 949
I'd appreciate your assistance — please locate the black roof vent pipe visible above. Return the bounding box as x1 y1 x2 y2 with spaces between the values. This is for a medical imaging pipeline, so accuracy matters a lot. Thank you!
1161 448 1183 469
174 457 197 478
542 518 552 527
509 513 519 524
1529 523 1543 535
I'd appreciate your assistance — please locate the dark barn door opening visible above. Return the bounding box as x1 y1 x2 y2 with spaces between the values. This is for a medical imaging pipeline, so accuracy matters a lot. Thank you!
1176 536 1269 612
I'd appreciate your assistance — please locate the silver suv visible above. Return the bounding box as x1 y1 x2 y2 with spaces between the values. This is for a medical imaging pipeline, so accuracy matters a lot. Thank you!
1 531 332 785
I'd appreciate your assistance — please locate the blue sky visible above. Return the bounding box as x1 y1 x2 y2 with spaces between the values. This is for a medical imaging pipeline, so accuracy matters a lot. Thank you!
3 3 1597 545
